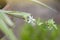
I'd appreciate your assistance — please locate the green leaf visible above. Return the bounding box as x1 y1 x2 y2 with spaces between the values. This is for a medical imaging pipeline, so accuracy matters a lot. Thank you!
21 23 34 40
20 19 58 40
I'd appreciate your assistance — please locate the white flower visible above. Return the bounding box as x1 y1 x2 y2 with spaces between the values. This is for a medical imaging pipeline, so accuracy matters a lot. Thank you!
27 16 36 25
48 26 53 30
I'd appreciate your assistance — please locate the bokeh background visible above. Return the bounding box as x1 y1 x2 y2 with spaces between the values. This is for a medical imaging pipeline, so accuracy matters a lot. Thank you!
0 0 60 40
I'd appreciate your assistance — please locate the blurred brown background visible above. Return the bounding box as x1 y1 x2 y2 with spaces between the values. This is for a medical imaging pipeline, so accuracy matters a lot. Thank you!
0 0 60 40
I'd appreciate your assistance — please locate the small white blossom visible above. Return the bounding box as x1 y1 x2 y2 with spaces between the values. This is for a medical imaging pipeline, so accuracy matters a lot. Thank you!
27 16 36 25
48 26 53 30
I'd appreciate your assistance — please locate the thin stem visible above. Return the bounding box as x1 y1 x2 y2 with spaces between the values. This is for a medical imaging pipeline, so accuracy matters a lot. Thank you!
31 0 58 13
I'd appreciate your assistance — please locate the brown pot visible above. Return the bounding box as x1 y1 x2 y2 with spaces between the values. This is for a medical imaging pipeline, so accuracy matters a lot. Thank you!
0 0 7 9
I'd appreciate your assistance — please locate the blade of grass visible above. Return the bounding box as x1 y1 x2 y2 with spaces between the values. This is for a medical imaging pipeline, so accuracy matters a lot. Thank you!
0 10 31 20
0 12 14 27
0 18 17 40
5 11 31 21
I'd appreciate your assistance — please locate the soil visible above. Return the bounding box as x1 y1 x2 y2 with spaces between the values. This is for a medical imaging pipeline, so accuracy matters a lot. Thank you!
0 30 5 39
